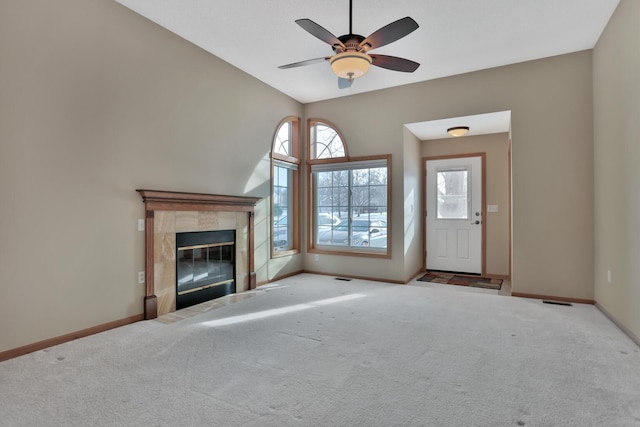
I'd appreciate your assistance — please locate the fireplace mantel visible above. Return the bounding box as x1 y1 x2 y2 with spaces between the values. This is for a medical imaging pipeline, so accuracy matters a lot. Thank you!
137 190 261 319
138 190 260 211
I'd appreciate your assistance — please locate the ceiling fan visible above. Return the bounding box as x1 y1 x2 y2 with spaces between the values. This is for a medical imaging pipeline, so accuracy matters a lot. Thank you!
278 0 420 89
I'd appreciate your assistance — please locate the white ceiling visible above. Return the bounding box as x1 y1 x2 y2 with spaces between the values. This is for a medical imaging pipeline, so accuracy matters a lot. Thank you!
406 111 511 140
114 0 619 104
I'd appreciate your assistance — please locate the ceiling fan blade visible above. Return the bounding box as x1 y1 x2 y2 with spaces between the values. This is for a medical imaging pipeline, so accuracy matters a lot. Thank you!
370 54 420 72
295 19 345 49
278 57 328 69
360 17 419 50
338 77 353 89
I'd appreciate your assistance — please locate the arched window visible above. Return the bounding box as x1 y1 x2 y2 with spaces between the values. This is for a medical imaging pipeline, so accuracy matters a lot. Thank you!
271 117 300 256
307 119 390 257
308 119 347 160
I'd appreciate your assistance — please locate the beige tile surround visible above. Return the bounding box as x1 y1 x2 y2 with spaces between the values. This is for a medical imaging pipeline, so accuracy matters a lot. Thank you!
153 210 250 316
137 190 260 319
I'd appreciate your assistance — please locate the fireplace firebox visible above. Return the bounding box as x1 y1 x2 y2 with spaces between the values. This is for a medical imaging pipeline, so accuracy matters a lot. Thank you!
176 230 235 310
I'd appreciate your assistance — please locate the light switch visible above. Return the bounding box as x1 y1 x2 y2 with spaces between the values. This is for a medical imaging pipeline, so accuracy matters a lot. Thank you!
138 219 145 231
487 205 499 213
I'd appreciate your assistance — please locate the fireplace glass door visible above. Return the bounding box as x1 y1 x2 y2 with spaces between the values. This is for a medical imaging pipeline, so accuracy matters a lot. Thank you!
176 230 235 309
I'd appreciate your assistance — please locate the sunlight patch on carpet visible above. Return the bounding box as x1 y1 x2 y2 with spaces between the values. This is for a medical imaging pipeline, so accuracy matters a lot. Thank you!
199 293 365 327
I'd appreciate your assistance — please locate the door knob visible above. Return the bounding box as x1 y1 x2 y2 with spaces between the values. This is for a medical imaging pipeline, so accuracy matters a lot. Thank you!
471 220 480 225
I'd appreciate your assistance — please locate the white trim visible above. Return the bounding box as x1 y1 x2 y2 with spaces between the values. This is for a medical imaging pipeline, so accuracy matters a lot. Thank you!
274 159 298 171
310 158 388 173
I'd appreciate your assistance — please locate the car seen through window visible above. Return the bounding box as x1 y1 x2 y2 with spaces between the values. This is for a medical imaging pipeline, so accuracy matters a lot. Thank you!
317 219 387 248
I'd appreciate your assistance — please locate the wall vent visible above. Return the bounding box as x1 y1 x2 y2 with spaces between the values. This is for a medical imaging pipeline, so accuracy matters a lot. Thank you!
542 300 573 307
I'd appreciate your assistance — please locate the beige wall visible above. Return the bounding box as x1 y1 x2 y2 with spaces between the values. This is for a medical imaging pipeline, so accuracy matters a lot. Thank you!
0 0 303 353
304 51 594 299
421 133 510 277
593 0 640 339
403 128 423 279
1 0 609 355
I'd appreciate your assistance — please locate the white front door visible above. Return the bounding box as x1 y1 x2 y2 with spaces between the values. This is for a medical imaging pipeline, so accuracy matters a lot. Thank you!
426 156 482 274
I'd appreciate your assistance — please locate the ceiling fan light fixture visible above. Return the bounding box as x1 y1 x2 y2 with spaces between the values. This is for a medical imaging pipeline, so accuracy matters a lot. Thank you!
447 126 470 137
330 51 372 79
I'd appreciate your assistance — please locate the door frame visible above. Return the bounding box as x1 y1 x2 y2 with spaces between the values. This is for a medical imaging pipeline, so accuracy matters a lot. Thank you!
422 153 487 276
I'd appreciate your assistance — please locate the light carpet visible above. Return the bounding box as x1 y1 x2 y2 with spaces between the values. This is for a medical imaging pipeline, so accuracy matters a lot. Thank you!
1 274 639 426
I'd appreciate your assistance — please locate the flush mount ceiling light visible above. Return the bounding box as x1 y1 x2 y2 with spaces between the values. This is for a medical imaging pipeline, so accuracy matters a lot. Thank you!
330 51 372 80
447 126 470 137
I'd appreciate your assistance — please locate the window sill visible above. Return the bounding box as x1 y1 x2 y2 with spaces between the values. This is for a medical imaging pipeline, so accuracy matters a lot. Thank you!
271 248 300 258
309 247 390 259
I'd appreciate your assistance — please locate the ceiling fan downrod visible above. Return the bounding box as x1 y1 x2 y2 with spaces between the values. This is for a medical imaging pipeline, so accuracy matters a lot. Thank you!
349 0 353 35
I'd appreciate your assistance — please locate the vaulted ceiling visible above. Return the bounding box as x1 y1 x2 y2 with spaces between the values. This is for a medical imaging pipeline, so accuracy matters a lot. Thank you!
115 0 619 104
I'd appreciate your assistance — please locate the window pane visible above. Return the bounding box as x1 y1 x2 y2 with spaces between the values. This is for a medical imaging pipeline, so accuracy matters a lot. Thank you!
311 123 346 160
274 122 291 156
271 117 300 256
436 169 469 219
314 162 388 250
369 167 387 185
315 169 349 246
273 165 293 251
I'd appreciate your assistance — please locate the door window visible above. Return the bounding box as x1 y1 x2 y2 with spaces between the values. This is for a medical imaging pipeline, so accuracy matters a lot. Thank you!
436 168 469 219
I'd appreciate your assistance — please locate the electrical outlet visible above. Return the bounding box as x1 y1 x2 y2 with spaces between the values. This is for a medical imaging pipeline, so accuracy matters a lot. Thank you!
137 219 145 231
315 254 320 262
607 270 612 283
138 271 145 284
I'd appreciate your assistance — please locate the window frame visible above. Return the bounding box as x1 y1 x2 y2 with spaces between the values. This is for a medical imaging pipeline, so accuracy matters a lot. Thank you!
271 117 300 258
308 153 392 258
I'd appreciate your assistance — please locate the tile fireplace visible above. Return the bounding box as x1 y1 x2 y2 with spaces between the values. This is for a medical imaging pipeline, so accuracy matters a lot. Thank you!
137 190 260 319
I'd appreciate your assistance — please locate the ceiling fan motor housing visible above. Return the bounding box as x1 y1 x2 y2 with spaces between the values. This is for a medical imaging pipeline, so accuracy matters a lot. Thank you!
335 34 367 53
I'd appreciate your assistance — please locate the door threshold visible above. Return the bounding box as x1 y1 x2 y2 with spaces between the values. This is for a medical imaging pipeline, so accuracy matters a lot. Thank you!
427 270 482 277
